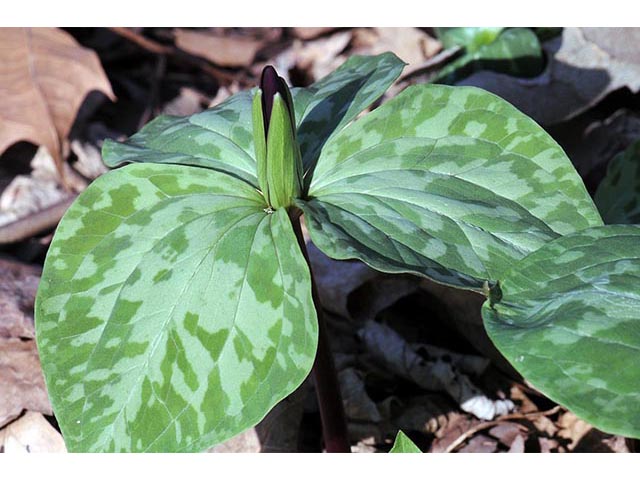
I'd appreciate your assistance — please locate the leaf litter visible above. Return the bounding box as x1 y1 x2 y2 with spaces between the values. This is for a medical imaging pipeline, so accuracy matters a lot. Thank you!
0 27 637 453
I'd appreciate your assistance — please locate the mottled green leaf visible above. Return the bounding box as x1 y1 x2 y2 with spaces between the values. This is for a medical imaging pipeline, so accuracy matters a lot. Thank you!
302 84 602 290
434 28 543 83
291 53 405 177
35 163 318 452
389 430 422 453
594 139 640 224
102 91 258 186
101 54 405 192
437 27 505 52
482 225 640 438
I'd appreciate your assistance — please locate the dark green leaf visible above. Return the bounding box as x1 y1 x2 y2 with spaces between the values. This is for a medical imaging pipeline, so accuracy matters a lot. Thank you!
36 163 318 451
102 91 258 186
302 84 602 290
483 225 640 439
291 53 406 178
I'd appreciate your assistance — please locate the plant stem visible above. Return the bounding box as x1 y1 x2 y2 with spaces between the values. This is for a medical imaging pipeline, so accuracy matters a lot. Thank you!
290 211 351 453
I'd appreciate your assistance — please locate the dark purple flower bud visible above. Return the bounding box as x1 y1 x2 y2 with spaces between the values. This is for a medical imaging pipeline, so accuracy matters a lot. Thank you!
260 66 294 136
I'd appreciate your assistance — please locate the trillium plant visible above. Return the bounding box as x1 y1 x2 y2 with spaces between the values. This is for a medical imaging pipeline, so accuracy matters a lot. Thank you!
36 53 640 452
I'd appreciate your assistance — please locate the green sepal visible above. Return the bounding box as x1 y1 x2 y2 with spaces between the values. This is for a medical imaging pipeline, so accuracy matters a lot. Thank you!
252 89 269 204
264 93 303 209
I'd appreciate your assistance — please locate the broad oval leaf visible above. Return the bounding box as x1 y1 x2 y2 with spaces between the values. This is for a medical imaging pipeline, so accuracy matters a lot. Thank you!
291 52 405 176
594 139 640 224
302 84 603 290
102 91 258 186
482 225 640 438
389 430 422 453
35 163 318 452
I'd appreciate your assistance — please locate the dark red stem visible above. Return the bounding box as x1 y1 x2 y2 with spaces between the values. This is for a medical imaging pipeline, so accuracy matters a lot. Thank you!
291 212 351 453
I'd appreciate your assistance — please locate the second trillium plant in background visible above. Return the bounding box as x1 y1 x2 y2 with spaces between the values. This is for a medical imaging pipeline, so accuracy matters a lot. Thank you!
35 53 640 452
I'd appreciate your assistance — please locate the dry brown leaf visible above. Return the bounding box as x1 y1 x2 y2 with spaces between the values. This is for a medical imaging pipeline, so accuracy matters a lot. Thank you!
0 257 40 339
360 321 513 420
70 140 108 180
556 411 593 450
340 368 382 423
419 279 518 377
0 147 79 230
458 434 498 453
208 428 261 453
460 28 640 125
0 411 66 453
355 28 441 75
508 385 539 414
307 241 419 323
430 414 479 453
532 413 559 437
600 435 630 453
161 87 208 117
0 28 115 177
0 257 51 427
507 434 526 453
488 422 527 447
0 338 51 427
306 242 379 319
174 29 264 68
392 394 456 435
290 28 337 40
539 437 560 453
208 82 242 108
348 276 419 323
273 32 352 83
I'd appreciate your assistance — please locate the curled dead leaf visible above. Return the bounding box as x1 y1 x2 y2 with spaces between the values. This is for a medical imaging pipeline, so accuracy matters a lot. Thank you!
0 338 52 427
174 29 264 68
0 257 40 339
0 28 115 179
359 321 513 421
0 257 51 428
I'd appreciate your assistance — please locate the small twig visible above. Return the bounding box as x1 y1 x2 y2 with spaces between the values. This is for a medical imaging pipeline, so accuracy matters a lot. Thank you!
443 405 562 453
0 196 77 245
109 27 170 55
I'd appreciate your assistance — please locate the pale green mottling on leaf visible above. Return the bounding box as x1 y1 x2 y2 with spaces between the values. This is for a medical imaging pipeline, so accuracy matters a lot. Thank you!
291 53 406 178
482 225 640 439
102 92 258 186
303 84 603 290
35 163 318 452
